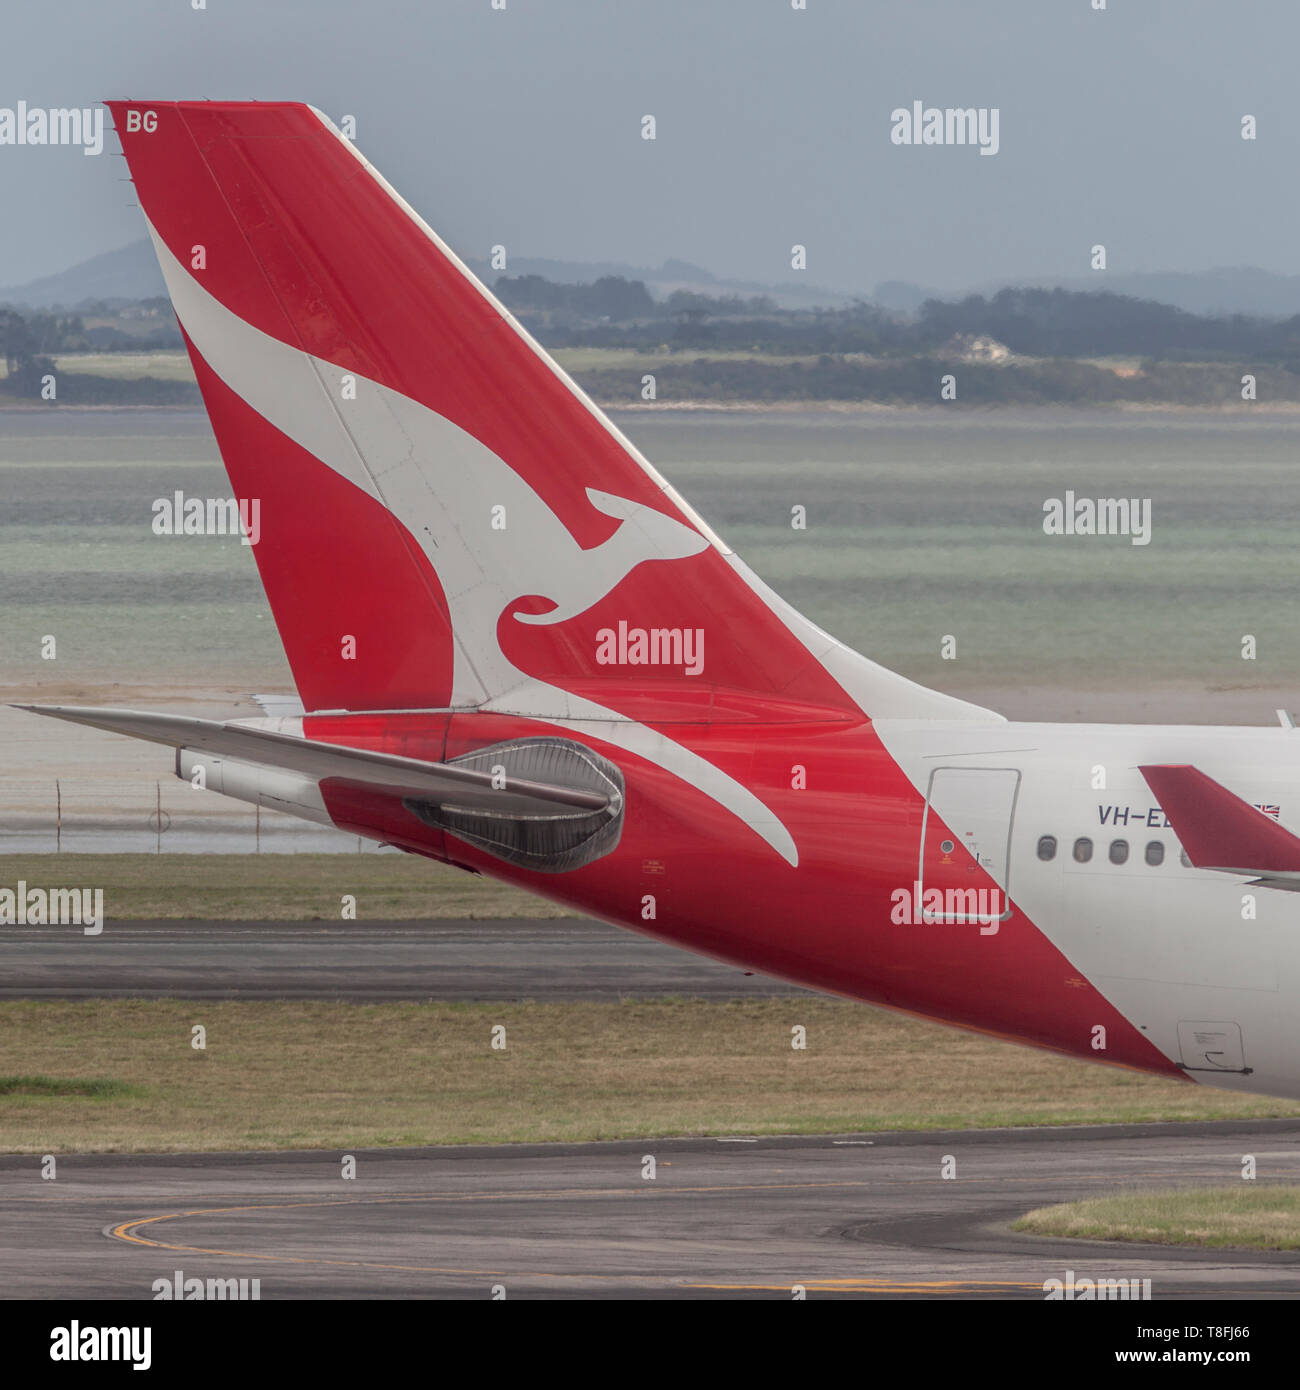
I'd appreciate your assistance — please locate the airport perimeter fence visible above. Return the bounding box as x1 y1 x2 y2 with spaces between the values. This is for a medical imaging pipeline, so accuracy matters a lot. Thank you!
6 779 381 854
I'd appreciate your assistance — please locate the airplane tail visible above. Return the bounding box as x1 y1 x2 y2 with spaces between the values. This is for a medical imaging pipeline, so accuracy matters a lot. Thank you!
108 100 998 725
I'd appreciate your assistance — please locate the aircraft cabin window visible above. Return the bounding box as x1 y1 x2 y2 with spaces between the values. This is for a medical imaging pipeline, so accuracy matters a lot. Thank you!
1073 837 1093 863
1180 849 1192 868
1109 839 1129 865
1037 835 1057 862
1145 841 1164 867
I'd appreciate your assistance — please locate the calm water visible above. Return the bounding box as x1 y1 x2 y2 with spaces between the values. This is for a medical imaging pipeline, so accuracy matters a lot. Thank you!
2 405 1299 691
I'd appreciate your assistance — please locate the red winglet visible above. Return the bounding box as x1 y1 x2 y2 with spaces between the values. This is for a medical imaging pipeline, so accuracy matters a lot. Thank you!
1139 764 1300 871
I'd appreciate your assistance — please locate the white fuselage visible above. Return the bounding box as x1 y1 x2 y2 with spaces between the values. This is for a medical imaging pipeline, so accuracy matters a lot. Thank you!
877 720 1300 1100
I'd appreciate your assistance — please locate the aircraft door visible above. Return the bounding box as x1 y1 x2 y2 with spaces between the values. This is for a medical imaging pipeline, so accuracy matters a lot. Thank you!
919 767 1020 924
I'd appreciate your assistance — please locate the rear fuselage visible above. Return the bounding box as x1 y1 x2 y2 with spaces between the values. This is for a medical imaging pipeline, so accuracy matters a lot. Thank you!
292 709 1297 1098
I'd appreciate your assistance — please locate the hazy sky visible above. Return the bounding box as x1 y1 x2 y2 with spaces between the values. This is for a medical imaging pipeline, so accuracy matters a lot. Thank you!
2 0 1299 294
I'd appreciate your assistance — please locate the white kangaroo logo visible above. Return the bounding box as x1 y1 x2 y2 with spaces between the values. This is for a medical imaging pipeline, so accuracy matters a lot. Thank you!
148 220 797 864
147 221 709 706
364 411 711 707
514 488 710 628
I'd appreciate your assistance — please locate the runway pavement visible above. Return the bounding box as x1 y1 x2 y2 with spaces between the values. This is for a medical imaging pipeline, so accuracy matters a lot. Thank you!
3 1120 1299 1299
5 922 1299 1303
0 919 815 1000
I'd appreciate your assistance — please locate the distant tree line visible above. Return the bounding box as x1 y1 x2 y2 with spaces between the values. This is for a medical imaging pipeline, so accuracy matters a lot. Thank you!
6 280 1300 407
916 287 1300 364
494 274 656 321
577 357 1300 407
0 304 192 402
0 308 66 395
496 274 1300 368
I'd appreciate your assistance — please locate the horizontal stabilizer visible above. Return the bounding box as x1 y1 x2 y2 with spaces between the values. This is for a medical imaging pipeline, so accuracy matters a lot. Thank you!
17 705 616 818
1139 763 1300 878
250 692 307 719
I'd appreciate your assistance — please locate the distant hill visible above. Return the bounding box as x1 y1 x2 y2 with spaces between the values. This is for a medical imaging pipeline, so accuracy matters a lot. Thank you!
1037 268 1300 318
0 240 856 312
877 268 1300 319
0 240 166 309
467 255 855 310
19 239 1300 320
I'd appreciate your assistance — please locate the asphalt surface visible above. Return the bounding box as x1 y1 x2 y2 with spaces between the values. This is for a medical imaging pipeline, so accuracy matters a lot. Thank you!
3 1121 1299 1299
5 922 1298 1302
0 919 815 1000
